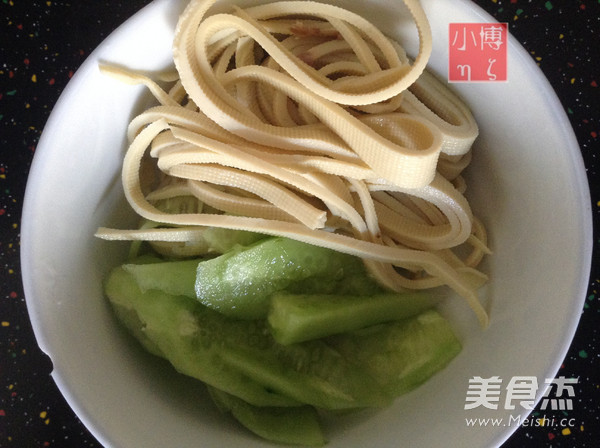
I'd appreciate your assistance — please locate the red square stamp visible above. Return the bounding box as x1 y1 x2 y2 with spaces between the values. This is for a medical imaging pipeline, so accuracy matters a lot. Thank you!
448 23 508 82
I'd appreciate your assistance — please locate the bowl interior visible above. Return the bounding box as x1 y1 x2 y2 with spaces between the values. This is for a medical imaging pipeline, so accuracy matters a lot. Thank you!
21 0 592 447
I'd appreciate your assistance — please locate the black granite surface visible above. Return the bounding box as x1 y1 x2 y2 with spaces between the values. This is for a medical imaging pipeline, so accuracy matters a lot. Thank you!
1 0 598 446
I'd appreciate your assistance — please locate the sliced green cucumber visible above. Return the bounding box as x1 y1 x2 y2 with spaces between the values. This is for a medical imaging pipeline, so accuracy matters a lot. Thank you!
201 226 267 254
110 301 163 357
149 195 264 255
105 266 297 407
122 258 199 298
194 237 371 319
208 386 326 446
105 266 389 411
268 291 439 345
145 194 266 258
217 335 391 410
283 258 384 297
326 310 462 397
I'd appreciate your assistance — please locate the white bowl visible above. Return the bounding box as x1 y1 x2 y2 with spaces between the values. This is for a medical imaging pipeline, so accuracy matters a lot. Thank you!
21 0 593 447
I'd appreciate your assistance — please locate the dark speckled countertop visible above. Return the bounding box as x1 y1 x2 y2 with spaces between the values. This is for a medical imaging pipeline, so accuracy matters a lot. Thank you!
1 0 598 446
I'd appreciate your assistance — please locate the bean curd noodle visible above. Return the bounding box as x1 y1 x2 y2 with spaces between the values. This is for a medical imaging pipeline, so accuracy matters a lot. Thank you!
96 0 491 327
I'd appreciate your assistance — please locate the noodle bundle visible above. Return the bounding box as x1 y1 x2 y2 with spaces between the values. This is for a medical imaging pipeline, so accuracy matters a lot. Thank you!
96 0 491 327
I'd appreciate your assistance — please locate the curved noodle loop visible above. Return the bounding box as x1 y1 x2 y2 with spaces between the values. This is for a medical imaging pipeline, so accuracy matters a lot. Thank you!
96 0 490 327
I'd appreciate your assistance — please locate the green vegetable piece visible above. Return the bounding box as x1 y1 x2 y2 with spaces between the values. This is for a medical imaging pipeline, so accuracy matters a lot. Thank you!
152 195 204 215
105 266 298 407
105 266 390 411
147 227 264 259
142 195 266 258
268 291 439 345
208 386 326 446
201 227 266 254
284 258 384 297
194 237 369 319
327 310 462 397
123 258 199 298
216 335 391 410
123 238 382 310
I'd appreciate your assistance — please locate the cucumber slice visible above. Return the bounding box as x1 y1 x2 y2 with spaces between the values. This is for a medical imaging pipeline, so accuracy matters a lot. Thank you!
201 227 266 254
146 195 266 259
122 258 199 298
208 386 326 446
268 292 439 345
326 310 462 397
110 301 163 357
283 261 384 297
105 266 390 411
105 266 297 407
147 226 264 259
217 336 391 410
194 237 370 319
122 237 383 321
